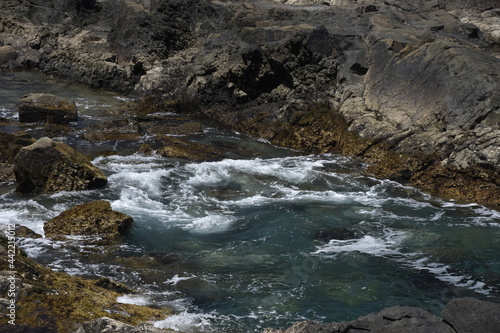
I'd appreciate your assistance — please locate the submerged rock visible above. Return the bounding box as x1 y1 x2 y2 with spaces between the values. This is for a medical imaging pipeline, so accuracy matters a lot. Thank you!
18 93 78 124
314 228 357 243
44 200 133 238
14 137 107 194
156 135 224 161
441 297 500 333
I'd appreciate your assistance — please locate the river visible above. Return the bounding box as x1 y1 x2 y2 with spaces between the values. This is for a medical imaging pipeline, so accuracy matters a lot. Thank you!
1 71 499 332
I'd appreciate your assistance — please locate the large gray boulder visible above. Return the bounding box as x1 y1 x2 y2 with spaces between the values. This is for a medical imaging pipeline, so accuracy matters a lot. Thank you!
14 137 107 194
265 298 500 333
18 93 78 124
44 200 133 238
441 298 500 333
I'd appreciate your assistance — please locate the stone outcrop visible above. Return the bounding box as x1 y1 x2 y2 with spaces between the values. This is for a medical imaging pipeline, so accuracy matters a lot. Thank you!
265 298 500 333
44 200 133 238
14 137 107 194
0 234 171 333
18 93 78 124
2 0 498 205
0 131 35 183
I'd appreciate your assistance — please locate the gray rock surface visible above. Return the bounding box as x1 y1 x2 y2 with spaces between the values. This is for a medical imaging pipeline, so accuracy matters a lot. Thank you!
1 0 499 203
18 93 78 124
14 137 107 193
265 298 500 333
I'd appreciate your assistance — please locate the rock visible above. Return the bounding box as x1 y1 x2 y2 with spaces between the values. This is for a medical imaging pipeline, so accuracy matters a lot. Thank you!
16 225 43 239
83 119 140 142
44 200 133 238
155 135 223 161
441 297 500 333
14 137 107 194
0 131 35 183
18 93 78 124
0 45 17 65
0 234 171 332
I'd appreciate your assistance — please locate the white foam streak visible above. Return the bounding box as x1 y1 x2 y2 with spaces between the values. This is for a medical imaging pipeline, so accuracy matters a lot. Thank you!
154 311 215 332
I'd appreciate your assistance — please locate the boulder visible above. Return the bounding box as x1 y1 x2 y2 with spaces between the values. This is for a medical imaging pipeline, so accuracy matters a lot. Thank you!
44 200 133 238
441 297 500 333
14 137 107 194
0 131 35 183
155 135 224 161
0 45 17 65
18 93 78 124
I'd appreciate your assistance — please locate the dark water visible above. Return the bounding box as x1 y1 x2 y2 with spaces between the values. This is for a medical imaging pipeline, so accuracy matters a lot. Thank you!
1 71 499 332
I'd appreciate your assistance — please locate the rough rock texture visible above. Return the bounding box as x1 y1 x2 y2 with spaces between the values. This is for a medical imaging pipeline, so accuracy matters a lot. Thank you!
44 200 133 238
0 131 35 183
0 234 171 333
441 297 500 333
2 0 498 206
18 93 78 124
14 137 107 193
265 298 500 333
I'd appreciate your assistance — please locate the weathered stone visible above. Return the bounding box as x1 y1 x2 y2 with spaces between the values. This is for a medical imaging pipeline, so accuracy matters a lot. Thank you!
83 119 141 142
0 131 35 183
18 93 78 124
14 137 107 194
44 200 133 238
16 225 43 239
441 297 500 333
0 234 171 332
0 45 17 65
156 136 223 161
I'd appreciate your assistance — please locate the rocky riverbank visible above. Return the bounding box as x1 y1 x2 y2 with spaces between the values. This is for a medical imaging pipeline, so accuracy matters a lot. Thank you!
1 0 500 332
1 0 499 207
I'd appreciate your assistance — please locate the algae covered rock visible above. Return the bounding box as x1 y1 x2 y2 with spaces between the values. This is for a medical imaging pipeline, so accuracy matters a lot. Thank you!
14 137 107 194
18 93 78 124
44 201 133 238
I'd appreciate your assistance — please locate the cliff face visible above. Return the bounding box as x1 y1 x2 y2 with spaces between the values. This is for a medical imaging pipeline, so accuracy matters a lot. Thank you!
1 0 499 205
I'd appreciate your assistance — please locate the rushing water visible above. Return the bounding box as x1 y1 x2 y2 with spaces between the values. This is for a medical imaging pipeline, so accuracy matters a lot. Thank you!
1 71 500 332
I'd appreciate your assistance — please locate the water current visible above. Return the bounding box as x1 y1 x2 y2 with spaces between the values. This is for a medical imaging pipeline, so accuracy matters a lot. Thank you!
1 71 500 332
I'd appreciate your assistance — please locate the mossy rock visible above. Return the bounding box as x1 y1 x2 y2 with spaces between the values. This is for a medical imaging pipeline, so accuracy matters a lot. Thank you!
44 201 133 238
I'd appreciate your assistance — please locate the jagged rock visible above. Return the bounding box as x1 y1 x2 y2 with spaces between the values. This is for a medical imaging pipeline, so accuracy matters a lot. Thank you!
18 93 78 124
14 137 107 194
44 200 133 238
0 131 35 183
441 297 500 333
0 45 17 65
0 234 171 332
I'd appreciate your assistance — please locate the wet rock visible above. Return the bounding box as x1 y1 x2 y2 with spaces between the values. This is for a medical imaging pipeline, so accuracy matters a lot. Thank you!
140 121 204 136
44 200 133 238
0 131 35 183
0 45 17 65
83 119 140 142
156 135 223 161
14 137 107 194
441 297 500 333
16 225 42 239
18 93 78 124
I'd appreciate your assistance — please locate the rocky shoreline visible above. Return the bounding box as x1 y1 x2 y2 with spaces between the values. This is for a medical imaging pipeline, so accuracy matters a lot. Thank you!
1 0 499 207
1 0 500 332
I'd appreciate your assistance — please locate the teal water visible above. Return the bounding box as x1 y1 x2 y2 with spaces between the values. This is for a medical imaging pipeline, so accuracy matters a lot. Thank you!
1 71 500 332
